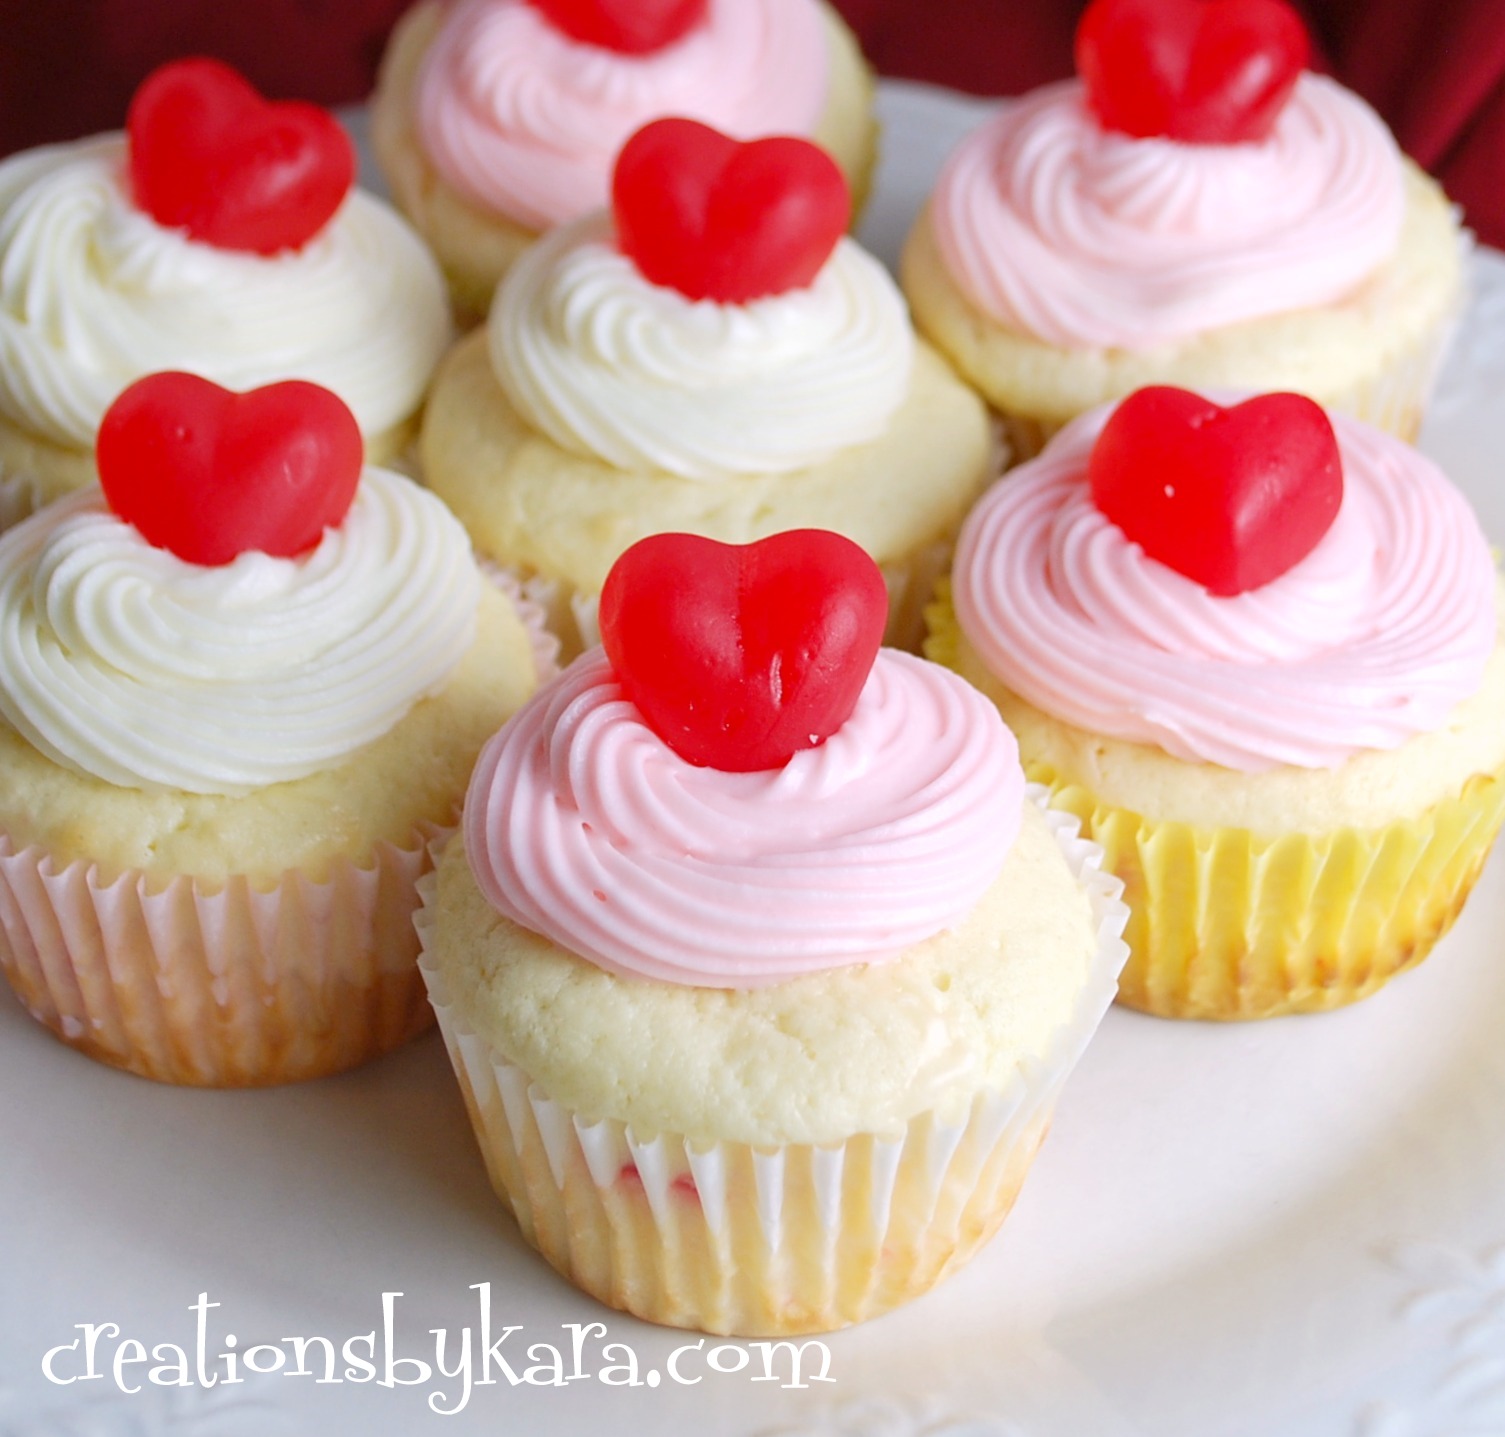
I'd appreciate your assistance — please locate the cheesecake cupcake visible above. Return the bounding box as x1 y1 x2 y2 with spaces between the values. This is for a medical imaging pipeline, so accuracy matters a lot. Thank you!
418 530 1128 1334
933 386 1505 1019
0 374 545 1085
421 118 995 656
371 0 878 318
0 58 453 532
903 0 1465 458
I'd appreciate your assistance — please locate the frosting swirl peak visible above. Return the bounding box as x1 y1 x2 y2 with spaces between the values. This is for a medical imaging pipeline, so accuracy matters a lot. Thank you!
953 403 1496 770
491 217 914 479
465 649 1023 986
930 75 1406 351
414 0 829 230
0 135 452 450
0 469 482 794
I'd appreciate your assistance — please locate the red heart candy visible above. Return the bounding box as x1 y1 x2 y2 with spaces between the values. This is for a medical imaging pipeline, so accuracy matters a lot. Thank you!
612 119 850 303
1076 0 1309 144
1088 387 1342 596
529 0 707 53
97 372 364 567
128 58 356 254
598 530 888 772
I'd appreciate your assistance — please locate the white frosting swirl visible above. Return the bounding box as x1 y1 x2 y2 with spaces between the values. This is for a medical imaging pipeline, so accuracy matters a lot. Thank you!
414 0 829 231
490 216 914 479
465 648 1022 987
953 404 1497 770
0 469 481 795
931 75 1406 351
0 135 454 450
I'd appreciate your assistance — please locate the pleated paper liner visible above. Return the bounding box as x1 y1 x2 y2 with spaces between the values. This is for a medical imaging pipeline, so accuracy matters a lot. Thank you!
0 824 447 1086
415 787 1128 1336
926 584 1505 1020
1036 762 1505 1020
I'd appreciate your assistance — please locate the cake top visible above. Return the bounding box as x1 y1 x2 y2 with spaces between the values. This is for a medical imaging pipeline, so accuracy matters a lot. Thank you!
952 388 1497 771
414 0 829 231
926 68 1405 351
0 375 480 795
489 122 910 480
0 71 451 452
464 532 1025 987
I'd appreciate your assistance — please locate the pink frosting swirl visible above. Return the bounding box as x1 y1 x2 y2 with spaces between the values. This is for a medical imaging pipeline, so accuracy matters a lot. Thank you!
953 403 1497 771
930 75 1405 351
414 0 828 232
463 648 1022 987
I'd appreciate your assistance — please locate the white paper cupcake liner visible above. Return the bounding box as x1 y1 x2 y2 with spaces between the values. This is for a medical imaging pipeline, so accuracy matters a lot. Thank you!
0 823 449 1086
476 560 562 684
415 786 1128 1334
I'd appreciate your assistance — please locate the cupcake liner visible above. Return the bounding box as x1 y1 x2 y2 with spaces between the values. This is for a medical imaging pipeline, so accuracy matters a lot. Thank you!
475 560 563 684
0 824 449 1086
926 585 1505 1020
1036 762 1505 1021
415 789 1128 1335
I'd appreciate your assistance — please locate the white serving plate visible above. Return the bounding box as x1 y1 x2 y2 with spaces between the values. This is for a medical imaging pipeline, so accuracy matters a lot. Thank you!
4 81 1505 1437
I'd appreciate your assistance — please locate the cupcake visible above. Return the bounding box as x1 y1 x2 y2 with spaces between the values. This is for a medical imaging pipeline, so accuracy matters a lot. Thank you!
420 118 995 656
0 373 546 1085
933 386 1505 1020
370 0 878 318
418 530 1128 1334
0 58 453 533
902 0 1465 459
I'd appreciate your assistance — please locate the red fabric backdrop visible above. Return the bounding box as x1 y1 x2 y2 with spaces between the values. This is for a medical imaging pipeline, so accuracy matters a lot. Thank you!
0 0 1501 243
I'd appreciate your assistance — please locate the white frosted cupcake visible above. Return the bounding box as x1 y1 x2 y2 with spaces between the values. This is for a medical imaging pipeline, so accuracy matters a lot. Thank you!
903 0 1464 457
418 530 1127 1334
421 119 994 656
371 0 877 317
0 59 453 532
0 374 544 1085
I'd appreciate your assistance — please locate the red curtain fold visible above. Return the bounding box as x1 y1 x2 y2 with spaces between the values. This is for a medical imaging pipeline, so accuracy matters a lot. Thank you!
0 0 1500 245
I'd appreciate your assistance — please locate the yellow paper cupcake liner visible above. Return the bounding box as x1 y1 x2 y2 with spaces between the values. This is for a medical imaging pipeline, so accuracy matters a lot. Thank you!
1031 763 1505 1020
927 584 1505 1020
415 791 1129 1335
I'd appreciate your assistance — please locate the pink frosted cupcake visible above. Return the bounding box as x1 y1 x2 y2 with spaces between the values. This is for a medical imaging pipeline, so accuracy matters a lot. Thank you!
417 530 1128 1333
903 0 1465 457
0 374 546 1084
932 387 1505 1018
370 0 878 317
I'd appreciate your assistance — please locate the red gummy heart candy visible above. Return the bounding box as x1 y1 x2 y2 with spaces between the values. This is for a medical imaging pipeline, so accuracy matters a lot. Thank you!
97 372 364 567
1088 387 1342 596
529 0 707 53
128 58 356 254
612 118 850 303
1076 0 1308 144
599 530 888 772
